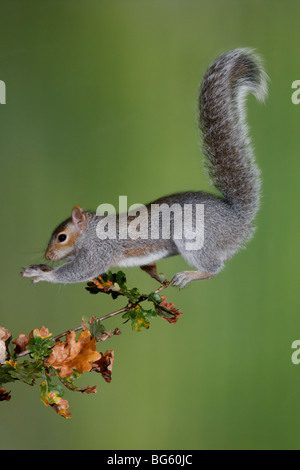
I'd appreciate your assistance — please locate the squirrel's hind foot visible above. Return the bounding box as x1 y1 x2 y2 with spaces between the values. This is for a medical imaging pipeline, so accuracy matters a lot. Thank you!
171 270 216 289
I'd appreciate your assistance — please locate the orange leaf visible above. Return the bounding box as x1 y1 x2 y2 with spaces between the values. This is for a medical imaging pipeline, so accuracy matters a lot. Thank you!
48 330 101 378
91 277 114 292
159 296 183 324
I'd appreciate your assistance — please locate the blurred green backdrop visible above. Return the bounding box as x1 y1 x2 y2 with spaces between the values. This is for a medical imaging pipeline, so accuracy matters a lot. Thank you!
0 0 299 450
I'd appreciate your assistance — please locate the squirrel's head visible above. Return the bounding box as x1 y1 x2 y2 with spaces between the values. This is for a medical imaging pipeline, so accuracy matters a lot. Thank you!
45 206 88 261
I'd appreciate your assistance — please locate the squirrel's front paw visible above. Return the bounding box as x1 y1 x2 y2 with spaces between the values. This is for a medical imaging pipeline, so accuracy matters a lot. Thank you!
21 264 53 284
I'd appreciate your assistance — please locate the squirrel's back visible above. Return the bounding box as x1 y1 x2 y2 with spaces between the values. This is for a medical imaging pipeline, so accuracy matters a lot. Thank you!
199 49 268 221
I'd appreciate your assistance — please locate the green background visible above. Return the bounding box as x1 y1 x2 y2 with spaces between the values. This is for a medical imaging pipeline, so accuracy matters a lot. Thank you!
0 0 299 450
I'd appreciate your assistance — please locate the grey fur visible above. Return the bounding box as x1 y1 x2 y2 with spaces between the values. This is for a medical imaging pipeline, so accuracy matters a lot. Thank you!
22 49 268 288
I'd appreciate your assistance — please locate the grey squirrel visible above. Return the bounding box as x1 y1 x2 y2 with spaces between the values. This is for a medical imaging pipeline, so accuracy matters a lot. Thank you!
21 49 268 289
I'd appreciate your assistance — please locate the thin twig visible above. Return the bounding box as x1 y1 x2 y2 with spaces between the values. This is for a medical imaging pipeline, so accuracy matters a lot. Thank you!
16 279 170 359
53 281 169 341
53 306 131 341
15 306 131 359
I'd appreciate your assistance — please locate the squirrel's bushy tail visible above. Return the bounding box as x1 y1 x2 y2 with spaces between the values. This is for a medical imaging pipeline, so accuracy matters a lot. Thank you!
199 49 268 220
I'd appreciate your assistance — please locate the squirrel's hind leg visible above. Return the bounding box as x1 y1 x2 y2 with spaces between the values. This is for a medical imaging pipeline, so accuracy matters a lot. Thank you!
171 270 216 289
140 263 168 285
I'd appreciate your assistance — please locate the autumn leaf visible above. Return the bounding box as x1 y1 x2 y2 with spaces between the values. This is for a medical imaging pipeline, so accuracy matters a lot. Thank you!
75 385 98 394
29 326 51 339
40 377 71 418
0 386 11 401
12 334 30 355
96 328 122 342
90 276 115 293
48 330 101 378
0 327 11 364
0 327 11 342
92 350 114 382
51 395 72 418
155 295 183 324
86 271 128 299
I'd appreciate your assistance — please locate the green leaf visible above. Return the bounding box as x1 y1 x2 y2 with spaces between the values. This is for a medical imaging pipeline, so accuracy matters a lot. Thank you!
148 292 163 304
27 333 55 362
154 305 175 319
115 271 127 289
90 320 106 339
0 360 44 386
144 309 158 320
40 374 65 402
82 316 106 339
0 362 16 385
122 305 151 331
124 287 141 303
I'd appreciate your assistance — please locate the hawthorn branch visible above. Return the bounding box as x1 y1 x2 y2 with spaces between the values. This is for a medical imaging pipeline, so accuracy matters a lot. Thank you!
53 306 131 341
16 280 170 359
2 272 184 419
53 281 169 341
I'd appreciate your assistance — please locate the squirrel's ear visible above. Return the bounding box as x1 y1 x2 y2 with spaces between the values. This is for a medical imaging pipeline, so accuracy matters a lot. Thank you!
71 206 87 231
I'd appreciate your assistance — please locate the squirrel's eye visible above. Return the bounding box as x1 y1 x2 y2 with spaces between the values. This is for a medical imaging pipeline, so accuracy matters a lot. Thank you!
57 233 67 243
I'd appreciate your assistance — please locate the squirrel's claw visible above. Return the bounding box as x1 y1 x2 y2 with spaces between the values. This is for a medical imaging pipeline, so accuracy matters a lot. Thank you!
21 265 53 283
